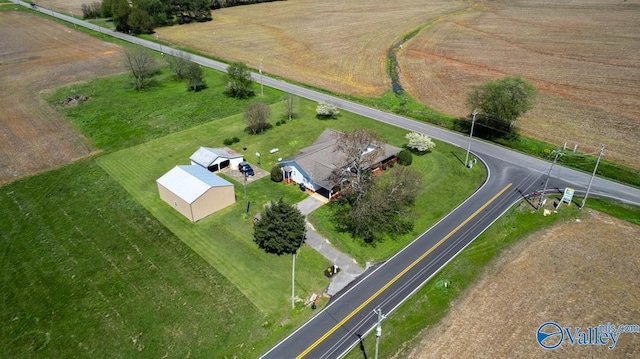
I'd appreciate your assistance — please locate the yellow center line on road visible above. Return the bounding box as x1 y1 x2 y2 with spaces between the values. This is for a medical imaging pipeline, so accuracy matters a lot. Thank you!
296 183 512 359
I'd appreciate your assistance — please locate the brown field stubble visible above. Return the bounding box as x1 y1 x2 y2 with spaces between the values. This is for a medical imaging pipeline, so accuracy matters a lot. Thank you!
399 0 640 168
0 11 124 185
155 0 467 97
403 210 640 358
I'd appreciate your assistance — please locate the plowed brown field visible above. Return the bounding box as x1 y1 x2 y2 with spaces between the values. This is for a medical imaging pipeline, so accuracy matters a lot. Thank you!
399 0 640 168
0 11 124 185
155 0 467 96
402 210 640 358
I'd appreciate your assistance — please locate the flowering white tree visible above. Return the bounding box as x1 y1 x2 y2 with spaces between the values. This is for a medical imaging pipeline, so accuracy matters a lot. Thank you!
316 101 340 118
405 132 436 153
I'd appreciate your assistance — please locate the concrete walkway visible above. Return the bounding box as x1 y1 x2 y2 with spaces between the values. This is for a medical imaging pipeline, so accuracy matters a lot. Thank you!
295 195 365 297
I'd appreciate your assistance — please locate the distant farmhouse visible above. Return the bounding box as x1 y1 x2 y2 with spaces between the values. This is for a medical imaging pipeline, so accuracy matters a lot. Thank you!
278 129 400 198
190 147 244 172
157 165 235 222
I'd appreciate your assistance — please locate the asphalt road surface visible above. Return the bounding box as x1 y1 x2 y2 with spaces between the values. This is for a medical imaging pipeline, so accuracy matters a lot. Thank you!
15 3 640 357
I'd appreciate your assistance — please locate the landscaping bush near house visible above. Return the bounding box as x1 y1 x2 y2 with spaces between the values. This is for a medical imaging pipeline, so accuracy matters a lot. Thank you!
271 165 283 182
223 138 234 146
398 149 413 166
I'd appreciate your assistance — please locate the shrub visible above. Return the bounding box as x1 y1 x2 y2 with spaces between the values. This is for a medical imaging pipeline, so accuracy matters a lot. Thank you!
270 165 283 182
316 101 339 119
397 149 413 166
405 132 436 153
232 136 240 143
223 138 233 146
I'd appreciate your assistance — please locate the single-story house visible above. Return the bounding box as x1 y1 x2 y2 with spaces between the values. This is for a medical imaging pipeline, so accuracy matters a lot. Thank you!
278 129 401 198
157 165 235 222
190 147 244 172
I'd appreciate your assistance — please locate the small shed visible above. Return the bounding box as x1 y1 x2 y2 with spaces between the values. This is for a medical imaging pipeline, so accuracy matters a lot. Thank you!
190 147 243 172
157 165 235 222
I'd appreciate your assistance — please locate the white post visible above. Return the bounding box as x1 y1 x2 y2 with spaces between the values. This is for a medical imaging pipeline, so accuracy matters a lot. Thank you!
464 110 477 168
243 172 248 214
291 252 296 309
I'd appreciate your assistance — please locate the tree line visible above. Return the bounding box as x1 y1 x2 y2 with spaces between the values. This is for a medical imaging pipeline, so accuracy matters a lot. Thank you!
82 0 284 34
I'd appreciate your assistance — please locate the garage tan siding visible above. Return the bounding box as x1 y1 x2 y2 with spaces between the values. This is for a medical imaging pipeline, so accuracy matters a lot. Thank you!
157 183 194 221
190 185 236 222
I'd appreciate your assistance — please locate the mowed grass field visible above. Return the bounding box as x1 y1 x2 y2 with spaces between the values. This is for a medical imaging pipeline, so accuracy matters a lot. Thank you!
0 160 268 358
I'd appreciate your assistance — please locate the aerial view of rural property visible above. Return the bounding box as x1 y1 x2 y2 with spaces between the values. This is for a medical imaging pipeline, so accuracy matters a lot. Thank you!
2 0 639 358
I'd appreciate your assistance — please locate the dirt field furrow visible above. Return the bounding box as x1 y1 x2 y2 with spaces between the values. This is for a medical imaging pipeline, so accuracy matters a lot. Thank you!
0 11 125 185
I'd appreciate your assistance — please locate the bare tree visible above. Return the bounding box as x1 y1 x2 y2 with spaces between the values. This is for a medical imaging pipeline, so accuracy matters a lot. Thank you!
244 102 270 134
123 47 158 90
185 62 206 91
283 93 297 120
166 52 191 80
333 129 383 202
346 166 422 243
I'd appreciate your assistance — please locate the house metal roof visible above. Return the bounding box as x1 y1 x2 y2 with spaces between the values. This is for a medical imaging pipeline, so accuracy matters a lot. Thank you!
190 147 243 167
156 165 233 204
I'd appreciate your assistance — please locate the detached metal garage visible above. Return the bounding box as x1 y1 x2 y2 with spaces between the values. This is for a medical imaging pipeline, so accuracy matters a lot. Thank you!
156 165 235 222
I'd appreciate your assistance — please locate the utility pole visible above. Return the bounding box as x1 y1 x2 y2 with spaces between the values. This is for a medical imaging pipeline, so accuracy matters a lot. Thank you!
464 110 478 168
581 144 605 209
259 58 264 97
291 251 296 309
156 34 163 56
539 149 563 210
243 172 248 214
292 233 304 309
373 307 386 359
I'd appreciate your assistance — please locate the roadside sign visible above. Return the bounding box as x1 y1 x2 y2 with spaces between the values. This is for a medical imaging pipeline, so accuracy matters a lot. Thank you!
561 187 575 204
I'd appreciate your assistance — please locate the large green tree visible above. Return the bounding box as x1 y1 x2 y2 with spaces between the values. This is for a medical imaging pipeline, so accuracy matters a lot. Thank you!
253 199 306 255
225 62 254 98
466 75 537 132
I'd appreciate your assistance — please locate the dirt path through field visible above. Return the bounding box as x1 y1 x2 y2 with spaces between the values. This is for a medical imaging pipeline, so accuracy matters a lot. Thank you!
402 210 640 358
0 11 124 185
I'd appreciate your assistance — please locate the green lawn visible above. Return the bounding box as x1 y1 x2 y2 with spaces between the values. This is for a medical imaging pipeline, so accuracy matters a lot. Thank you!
49 69 284 153
0 160 269 358
96 95 487 314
